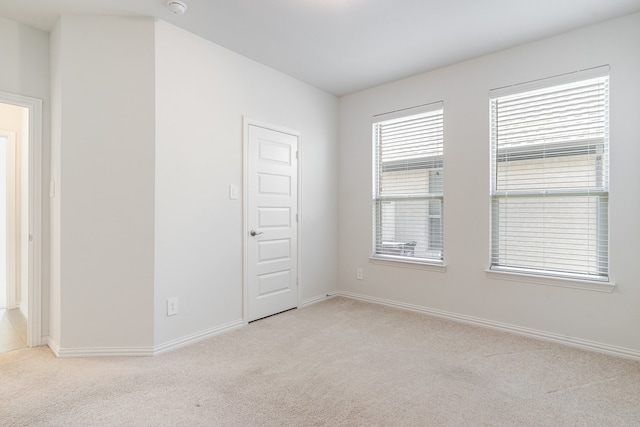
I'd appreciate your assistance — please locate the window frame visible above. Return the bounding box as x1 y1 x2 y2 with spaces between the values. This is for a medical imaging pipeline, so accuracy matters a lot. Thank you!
489 66 611 284
372 102 445 265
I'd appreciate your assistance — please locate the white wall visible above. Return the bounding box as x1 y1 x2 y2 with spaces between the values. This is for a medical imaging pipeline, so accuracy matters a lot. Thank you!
50 15 156 350
0 16 50 338
46 16 337 353
338 12 640 354
154 21 338 346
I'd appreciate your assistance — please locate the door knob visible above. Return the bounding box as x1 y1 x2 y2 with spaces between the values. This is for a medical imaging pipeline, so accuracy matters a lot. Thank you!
250 230 263 236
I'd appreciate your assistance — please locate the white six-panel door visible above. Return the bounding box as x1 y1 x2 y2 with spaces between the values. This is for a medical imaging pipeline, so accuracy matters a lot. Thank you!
246 123 298 322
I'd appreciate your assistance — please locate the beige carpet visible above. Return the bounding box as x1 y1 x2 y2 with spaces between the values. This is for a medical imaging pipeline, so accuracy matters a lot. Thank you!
2 297 640 426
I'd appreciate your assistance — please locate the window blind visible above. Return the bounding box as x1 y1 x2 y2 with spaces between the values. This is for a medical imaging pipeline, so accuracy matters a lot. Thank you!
490 68 609 280
373 103 444 262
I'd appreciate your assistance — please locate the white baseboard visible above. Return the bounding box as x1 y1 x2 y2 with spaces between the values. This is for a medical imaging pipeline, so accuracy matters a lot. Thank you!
53 344 155 358
47 337 60 356
48 337 146 358
45 320 243 358
302 293 335 307
153 319 244 355
335 291 640 361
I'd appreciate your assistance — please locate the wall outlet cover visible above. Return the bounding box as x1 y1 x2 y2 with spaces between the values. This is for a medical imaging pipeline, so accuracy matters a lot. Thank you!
167 297 179 316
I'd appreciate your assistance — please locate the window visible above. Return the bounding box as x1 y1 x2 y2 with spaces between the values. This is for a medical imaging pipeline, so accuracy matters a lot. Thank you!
373 103 444 263
489 67 609 281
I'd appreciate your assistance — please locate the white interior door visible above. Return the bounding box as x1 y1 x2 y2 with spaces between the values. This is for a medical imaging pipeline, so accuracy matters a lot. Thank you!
246 123 298 322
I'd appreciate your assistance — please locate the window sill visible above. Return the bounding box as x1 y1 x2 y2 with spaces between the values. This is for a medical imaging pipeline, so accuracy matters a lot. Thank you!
485 269 615 293
369 256 447 273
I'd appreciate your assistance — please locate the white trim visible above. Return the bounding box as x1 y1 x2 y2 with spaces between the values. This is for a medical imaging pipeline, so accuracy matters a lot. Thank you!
0 91 42 348
154 319 244 355
334 291 640 361
242 118 302 324
297 130 303 311
54 345 154 358
243 119 249 325
485 269 615 293
301 293 335 307
369 256 447 272
48 334 153 358
47 337 60 356
45 320 245 357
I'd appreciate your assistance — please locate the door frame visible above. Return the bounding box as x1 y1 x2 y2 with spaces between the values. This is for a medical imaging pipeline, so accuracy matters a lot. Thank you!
0 91 43 347
242 117 302 324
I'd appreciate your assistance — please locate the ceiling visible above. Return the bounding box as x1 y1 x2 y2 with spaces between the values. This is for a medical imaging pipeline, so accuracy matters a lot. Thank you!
2 0 640 96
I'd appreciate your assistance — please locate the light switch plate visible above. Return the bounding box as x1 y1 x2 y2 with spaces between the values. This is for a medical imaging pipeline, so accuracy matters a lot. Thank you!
229 184 238 200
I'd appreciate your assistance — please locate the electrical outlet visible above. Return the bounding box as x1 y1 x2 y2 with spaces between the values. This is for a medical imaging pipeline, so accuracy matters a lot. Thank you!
356 268 363 280
167 297 179 316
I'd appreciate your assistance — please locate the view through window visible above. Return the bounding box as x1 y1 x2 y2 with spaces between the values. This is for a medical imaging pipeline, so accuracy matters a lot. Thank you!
373 103 444 263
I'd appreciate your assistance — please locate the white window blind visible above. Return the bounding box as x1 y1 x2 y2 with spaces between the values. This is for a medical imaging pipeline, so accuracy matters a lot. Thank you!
490 67 609 281
373 103 444 263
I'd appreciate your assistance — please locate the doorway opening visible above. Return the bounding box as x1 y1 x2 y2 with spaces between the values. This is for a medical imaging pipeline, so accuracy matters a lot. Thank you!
0 105 27 352
0 92 42 350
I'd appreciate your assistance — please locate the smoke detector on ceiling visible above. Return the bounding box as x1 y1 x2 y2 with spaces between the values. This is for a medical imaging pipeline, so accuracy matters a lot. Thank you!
167 0 187 15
